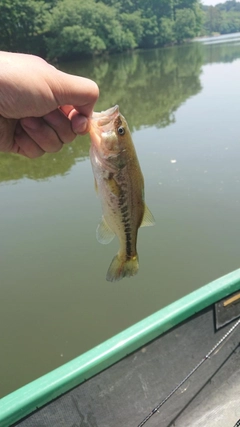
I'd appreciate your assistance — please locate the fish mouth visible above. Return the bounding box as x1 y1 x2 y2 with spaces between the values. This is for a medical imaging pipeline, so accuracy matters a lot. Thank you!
91 105 119 133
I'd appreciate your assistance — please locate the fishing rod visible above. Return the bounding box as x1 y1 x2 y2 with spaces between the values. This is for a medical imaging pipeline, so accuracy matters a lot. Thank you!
137 317 240 427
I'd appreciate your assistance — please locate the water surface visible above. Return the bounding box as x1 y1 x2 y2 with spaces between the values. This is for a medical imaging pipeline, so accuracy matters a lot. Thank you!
1 36 240 397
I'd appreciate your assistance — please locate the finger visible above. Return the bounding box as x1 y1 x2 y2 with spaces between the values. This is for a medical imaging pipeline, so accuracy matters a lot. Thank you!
14 123 45 158
70 111 89 135
58 106 89 135
21 117 63 152
10 142 29 157
0 116 17 152
49 71 99 117
43 109 76 143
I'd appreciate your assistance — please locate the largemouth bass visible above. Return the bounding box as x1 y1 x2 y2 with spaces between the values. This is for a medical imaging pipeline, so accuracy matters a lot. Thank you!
89 105 155 282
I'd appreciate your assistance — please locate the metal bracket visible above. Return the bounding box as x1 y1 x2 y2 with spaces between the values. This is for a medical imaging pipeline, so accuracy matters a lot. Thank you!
215 291 240 330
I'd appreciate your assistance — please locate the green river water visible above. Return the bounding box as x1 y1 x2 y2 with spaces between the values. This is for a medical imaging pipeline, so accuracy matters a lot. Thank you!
1 34 240 397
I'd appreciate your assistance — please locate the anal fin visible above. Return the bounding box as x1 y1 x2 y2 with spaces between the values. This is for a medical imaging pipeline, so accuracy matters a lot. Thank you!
96 216 115 244
141 203 155 227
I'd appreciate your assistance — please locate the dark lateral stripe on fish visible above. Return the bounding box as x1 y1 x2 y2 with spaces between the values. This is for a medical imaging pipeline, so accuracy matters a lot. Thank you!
121 205 133 256
126 232 132 258
120 182 127 188
121 209 130 222
117 175 127 185
121 205 128 213
119 193 126 202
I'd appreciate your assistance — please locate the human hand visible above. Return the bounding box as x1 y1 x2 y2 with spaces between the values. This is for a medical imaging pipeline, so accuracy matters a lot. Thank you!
0 52 99 158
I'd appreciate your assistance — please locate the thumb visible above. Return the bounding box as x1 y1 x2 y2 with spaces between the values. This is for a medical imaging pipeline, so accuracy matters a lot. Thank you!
48 68 99 117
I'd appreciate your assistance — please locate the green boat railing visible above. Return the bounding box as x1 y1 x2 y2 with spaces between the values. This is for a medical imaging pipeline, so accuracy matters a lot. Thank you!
1 268 240 427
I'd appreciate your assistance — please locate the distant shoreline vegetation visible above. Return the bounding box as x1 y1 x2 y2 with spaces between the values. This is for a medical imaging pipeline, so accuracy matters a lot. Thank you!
202 0 240 36
0 0 240 61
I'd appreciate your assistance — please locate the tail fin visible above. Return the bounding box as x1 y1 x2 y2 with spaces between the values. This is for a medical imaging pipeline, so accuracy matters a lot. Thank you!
106 254 139 282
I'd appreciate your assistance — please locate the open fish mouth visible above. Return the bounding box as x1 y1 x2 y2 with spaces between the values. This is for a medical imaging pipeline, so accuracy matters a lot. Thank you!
91 105 119 133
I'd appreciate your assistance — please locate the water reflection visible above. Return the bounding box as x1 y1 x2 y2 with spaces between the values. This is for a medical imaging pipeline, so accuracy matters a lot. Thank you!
0 43 204 183
203 41 240 64
1 39 240 184
0 135 89 183
61 43 204 129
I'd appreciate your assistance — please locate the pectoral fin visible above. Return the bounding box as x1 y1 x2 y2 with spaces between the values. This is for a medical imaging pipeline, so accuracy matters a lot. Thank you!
105 176 121 197
96 216 115 244
141 204 155 227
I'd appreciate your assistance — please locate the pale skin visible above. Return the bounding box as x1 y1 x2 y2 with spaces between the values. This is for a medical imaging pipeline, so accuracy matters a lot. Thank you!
0 51 99 158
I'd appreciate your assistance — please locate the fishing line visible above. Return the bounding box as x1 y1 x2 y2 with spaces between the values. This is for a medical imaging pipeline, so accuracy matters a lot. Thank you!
137 317 240 427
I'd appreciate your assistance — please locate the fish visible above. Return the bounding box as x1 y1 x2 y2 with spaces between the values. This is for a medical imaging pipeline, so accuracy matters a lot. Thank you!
89 105 155 282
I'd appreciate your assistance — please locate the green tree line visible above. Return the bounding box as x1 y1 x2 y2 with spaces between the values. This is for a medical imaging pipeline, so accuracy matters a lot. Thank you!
202 0 240 35
1 0 240 60
0 0 202 60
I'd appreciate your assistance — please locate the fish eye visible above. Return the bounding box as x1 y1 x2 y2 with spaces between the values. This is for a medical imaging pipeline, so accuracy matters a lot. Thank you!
117 126 125 136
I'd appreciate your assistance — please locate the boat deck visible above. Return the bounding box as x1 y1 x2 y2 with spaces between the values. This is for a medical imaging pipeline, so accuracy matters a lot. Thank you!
14 306 240 427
